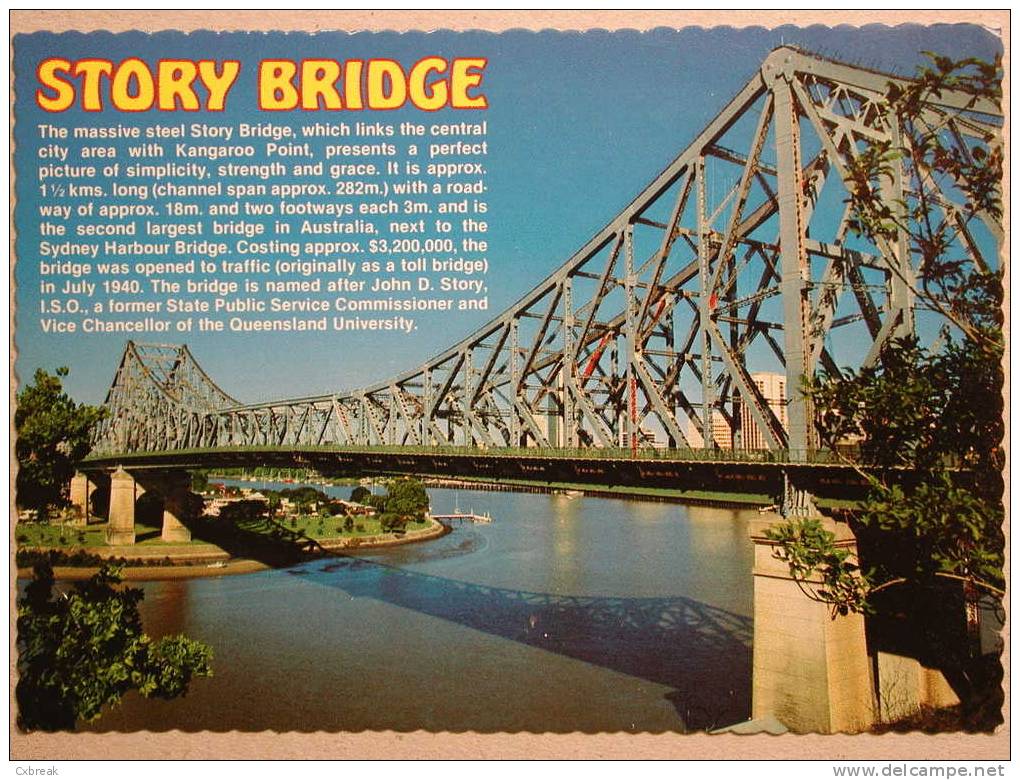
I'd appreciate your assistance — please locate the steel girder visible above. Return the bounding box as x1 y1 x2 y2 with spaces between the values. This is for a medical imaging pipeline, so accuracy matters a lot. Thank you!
90 47 1002 458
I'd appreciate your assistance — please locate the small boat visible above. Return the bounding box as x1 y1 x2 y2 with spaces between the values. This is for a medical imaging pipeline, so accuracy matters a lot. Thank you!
562 490 583 499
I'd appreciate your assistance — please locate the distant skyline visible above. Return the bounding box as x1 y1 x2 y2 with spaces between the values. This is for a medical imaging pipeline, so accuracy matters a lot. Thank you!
13 24 1003 404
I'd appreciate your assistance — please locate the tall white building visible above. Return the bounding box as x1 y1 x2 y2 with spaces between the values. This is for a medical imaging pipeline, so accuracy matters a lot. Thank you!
684 372 788 450
741 372 787 450
684 410 734 449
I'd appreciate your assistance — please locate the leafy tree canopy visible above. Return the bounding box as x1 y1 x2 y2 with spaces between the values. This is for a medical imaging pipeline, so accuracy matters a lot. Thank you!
350 485 372 504
15 368 106 514
190 471 209 493
217 499 269 525
16 563 213 731
383 478 430 519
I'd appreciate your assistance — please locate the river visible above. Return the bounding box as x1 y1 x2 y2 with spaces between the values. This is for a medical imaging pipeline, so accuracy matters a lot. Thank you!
80 483 757 733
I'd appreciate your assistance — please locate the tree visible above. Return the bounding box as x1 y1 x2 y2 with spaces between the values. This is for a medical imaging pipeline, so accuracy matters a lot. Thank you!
383 477 429 520
350 485 372 504
15 368 106 515
769 335 1004 615
217 499 268 526
378 513 408 533
765 54 1004 722
16 563 213 731
190 471 209 494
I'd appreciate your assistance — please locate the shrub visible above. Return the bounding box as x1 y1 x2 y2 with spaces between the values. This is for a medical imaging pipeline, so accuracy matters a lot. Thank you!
16 563 212 730
378 513 409 533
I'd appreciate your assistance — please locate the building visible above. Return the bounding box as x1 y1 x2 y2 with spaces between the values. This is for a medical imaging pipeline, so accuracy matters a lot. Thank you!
741 373 787 450
685 409 733 449
684 372 788 450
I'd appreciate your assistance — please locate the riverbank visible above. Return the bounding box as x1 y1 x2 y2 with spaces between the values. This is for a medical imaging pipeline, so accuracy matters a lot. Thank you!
16 517 449 581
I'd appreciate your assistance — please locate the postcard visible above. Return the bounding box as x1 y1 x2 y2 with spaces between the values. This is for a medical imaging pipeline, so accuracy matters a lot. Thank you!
9 10 1009 761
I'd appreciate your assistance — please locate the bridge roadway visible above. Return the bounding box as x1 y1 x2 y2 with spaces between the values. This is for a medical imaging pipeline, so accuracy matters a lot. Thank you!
80 443 883 505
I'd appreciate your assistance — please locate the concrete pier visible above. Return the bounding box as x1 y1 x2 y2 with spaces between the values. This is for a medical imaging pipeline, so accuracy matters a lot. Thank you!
159 474 193 543
102 468 196 545
873 652 959 722
106 467 140 545
750 515 875 733
68 471 96 524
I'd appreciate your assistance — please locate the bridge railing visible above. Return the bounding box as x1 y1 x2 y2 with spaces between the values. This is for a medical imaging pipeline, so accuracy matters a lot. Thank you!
85 442 860 466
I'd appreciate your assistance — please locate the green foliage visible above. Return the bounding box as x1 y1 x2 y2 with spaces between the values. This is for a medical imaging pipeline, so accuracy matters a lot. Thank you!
844 54 1003 350
383 477 429 519
15 368 106 514
859 473 1003 592
766 519 870 616
349 485 372 504
277 486 330 505
16 563 212 731
378 513 409 533
810 335 1003 482
365 494 387 510
266 494 281 519
217 499 268 525
190 471 209 493
16 548 107 568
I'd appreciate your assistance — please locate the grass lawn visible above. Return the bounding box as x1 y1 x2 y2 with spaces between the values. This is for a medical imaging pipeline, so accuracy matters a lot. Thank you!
17 519 210 548
276 514 432 540
15 512 433 552
15 522 107 548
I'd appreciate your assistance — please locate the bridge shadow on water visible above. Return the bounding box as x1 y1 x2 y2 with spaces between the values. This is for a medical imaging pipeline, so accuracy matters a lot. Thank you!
182 516 752 731
306 551 751 731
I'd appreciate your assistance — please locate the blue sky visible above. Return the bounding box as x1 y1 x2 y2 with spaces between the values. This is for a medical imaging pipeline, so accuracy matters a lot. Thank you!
13 24 1003 404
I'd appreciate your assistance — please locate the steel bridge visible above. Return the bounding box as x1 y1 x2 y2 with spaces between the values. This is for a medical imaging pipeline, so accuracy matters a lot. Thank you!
87 47 1001 510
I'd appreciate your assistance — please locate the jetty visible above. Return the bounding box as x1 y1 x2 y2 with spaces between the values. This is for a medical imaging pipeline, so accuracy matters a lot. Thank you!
432 512 493 524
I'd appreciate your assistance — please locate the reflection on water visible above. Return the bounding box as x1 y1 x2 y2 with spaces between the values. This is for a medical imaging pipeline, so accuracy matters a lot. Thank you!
78 486 756 733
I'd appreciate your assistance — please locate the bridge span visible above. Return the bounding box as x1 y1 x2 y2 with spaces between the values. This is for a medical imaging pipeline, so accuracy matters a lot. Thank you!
86 47 999 485
75 40 1003 545
82 443 876 506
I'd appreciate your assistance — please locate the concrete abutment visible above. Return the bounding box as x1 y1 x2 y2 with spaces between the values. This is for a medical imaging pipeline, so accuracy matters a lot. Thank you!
69 471 97 525
156 472 194 543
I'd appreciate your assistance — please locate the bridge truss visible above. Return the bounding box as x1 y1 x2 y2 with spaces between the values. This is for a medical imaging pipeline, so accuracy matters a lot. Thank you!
92 47 1002 459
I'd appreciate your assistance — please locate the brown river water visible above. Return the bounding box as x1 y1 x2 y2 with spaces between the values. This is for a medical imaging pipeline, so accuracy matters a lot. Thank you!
75 484 756 733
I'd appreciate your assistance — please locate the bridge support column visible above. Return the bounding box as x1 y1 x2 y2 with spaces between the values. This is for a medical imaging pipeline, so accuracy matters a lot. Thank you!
750 514 875 733
69 471 96 525
873 652 959 723
160 474 193 543
107 467 139 546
